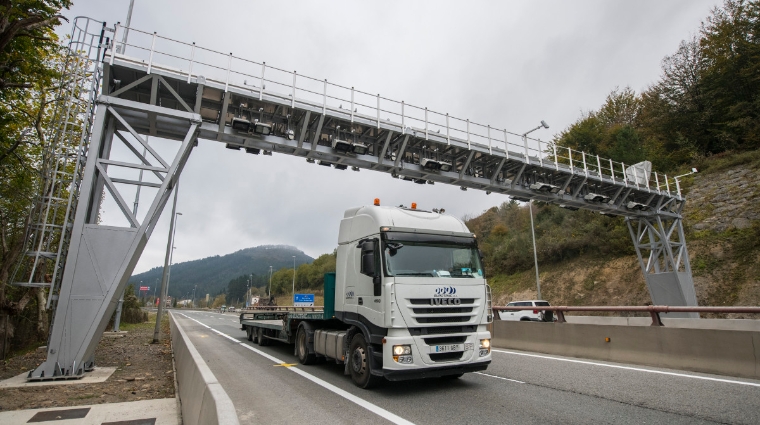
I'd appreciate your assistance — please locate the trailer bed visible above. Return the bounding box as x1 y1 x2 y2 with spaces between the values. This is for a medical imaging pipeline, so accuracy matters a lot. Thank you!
239 307 327 344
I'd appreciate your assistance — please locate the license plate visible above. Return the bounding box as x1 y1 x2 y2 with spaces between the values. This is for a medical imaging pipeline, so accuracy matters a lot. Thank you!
430 343 463 353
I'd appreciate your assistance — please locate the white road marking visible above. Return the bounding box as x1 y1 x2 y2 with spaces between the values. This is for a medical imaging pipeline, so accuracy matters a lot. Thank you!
474 371 524 384
177 313 416 425
492 349 760 388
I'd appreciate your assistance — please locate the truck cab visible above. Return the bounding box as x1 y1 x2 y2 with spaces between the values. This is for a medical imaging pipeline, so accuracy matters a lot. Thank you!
331 202 492 386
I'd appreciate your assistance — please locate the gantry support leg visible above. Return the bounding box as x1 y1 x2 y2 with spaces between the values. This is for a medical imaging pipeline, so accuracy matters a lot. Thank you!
627 216 699 319
28 97 201 381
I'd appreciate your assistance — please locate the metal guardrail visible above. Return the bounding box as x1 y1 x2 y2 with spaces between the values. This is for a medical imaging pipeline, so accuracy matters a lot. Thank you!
106 23 683 197
492 306 760 326
240 306 323 312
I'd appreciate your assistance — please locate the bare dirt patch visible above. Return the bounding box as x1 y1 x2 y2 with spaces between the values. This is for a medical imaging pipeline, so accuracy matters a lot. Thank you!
0 312 174 411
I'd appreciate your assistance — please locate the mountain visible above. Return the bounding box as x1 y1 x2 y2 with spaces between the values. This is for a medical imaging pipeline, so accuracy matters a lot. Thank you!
128 245 314 301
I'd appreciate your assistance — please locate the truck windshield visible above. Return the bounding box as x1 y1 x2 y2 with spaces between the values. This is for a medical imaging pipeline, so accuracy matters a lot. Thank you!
383 241 484 278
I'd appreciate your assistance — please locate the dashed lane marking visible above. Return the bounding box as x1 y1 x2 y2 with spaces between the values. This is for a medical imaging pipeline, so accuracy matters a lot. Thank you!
492 349 760 388
176 313 416 425
474 371 524 384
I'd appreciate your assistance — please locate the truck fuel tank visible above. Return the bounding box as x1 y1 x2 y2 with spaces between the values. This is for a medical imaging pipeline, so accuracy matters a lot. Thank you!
314 329 346 361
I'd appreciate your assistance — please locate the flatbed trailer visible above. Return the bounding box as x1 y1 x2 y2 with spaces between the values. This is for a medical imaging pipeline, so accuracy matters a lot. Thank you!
239 307 329 346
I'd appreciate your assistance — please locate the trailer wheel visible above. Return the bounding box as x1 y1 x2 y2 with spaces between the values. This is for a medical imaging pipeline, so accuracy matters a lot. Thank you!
349 334 381 389
296 327 316 365
246 326 253 342
257 327 270 346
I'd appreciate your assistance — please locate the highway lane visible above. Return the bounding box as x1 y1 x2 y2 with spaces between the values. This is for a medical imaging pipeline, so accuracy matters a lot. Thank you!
173 310 760 425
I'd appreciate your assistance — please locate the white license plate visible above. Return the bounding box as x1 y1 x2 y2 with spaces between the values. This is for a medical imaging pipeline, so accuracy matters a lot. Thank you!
430 343 463 353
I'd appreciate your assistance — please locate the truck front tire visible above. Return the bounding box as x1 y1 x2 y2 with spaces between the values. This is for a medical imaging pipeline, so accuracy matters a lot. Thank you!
349 334 381 389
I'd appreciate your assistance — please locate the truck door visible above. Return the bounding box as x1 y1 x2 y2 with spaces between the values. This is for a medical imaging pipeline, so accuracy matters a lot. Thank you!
354 238 383 325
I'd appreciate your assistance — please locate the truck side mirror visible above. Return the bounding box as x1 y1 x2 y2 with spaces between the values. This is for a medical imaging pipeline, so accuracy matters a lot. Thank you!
359 239 382 296
360 240 375 276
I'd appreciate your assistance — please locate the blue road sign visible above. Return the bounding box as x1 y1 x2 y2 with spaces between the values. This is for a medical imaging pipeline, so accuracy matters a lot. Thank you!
294 293 315 306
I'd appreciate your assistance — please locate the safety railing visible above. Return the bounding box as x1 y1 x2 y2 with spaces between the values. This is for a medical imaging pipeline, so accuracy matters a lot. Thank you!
492 305 760 326
240 306 323 313
106 23 684 197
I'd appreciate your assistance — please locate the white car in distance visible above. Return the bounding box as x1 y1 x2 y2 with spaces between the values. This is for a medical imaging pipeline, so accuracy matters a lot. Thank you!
499 300 553 322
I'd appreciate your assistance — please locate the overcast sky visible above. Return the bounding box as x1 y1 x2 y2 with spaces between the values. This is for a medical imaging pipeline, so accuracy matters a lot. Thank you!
58 0 718 274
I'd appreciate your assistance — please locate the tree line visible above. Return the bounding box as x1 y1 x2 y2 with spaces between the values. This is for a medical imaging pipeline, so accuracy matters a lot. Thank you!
555 0 759 172
1 1 72 357
220 251 336 304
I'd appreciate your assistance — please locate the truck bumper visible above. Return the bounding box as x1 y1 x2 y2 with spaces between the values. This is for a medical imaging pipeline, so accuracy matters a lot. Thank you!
383 360 490 381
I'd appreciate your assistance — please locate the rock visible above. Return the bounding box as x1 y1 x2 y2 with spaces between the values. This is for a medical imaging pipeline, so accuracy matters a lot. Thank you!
125 377 135 382
732 217 751 229
693 223 708 230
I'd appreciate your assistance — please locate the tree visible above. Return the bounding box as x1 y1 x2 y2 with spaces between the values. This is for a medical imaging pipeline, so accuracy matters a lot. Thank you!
0 0 71 356
211 294 226 309
699 0 760 151
0 1 71 91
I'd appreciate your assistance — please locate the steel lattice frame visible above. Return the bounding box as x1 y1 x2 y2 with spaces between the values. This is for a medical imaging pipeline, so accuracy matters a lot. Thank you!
27 19 698 380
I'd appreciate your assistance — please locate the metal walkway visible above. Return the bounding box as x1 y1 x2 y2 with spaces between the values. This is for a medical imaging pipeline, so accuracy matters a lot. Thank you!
23 18 696 380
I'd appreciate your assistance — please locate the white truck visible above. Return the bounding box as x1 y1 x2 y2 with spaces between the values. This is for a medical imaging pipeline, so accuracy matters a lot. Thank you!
240 201 493 388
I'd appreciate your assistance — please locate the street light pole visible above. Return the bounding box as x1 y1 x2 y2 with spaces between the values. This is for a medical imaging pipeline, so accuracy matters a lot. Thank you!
522 120 550 300
268 266 272 298
292 256 296 304
153 180 182 343
118 0 135 54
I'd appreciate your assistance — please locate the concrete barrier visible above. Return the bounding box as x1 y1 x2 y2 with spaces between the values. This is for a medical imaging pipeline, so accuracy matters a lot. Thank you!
564 316 760 331
492 321 760 379
170 313 240 425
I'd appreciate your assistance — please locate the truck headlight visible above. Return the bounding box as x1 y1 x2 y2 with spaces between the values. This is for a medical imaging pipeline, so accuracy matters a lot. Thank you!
479 339 491 356
393 345 411 355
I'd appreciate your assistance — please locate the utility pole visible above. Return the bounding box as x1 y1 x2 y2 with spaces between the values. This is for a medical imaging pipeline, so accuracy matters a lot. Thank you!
292 255 296 304
522 120 549 300
153 182 181 343
118 0 135 54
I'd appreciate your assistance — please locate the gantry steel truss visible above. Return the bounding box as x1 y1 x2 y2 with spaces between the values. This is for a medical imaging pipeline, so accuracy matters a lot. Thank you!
25 19 697 380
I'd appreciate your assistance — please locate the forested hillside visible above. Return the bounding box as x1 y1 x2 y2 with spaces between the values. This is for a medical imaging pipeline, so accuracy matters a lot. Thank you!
468 0 760 309
128 245 313 301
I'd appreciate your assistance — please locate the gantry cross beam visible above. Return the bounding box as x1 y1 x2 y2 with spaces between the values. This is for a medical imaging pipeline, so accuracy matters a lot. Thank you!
25 19 697 380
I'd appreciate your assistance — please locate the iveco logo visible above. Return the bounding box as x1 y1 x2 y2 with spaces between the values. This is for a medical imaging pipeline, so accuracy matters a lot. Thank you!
434 286 457 296
431 298 461 305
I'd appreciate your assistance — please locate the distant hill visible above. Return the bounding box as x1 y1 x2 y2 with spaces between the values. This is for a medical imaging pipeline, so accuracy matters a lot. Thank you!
128 245 314 301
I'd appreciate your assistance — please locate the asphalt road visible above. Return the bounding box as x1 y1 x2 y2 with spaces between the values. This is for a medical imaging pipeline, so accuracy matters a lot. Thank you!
172 310 760 425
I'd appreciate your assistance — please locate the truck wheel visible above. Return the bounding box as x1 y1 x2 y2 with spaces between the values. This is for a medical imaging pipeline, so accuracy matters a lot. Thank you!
349 334 381 389
257 327 270 346
246 326 253 342
296 327 316 365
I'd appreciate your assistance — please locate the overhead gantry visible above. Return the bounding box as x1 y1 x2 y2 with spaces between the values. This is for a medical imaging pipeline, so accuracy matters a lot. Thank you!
15 18 696 380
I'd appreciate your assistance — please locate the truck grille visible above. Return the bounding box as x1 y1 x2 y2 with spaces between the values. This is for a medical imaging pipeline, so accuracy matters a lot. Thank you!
423 336 467 345
409 298 475 305
416 316 470 323
412 307 473 314
408 325 477 335
406 298 478 326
